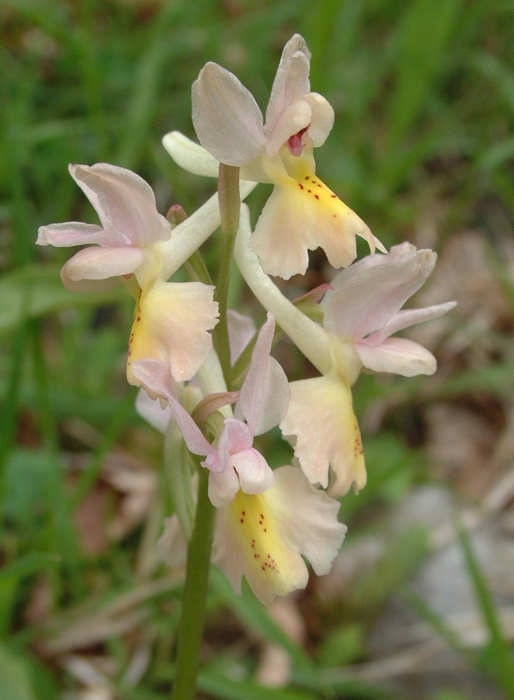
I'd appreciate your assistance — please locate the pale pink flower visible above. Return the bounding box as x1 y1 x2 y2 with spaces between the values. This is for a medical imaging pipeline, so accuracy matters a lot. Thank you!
135 317 346 605
36 163 236 384
235 207 456 496
163 35 384 279
132 313 290 507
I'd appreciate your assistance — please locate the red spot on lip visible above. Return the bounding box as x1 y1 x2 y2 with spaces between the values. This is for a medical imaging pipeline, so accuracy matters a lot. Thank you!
307 189 311 193
299 183 304 189
331 194 337 198
314 194 319 199
305 176 309 180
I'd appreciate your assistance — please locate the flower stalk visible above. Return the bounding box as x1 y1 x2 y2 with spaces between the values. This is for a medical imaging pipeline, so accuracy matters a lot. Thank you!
170 464 215 700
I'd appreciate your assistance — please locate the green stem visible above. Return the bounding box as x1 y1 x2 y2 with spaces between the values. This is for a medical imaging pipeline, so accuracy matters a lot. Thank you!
213 163 240 388
170 466 215 700
170 163 240 699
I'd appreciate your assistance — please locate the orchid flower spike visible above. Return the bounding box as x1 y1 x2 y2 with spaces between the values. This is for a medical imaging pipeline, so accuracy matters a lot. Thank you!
37 164 254 385
134 334 346 606
163 34 384 279
235 207 456 497
132 313 291 507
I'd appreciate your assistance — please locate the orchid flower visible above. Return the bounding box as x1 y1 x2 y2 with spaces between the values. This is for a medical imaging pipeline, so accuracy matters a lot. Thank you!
134 322 346 605
163 35 385 279
235 205 456 497
132 313 290 507
37 164 255 385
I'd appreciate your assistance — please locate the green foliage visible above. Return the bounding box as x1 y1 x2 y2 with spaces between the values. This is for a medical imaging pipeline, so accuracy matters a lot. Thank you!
1 0 513 698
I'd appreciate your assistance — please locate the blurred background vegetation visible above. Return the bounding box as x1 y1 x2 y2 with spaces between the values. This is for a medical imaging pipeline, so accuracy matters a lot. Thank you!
1 0 514 698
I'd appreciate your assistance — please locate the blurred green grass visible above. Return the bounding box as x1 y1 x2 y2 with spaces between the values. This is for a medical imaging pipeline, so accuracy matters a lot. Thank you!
1 0 514 698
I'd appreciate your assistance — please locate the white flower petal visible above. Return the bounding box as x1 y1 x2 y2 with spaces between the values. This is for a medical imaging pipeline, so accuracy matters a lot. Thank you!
209 467 240 508
70 163 171 246
162 130 220 177
192 62 266 167
231 448 275 496
127 280 218 384
265 465 347 576
355 337 437 376
280 373 366 497
61 246 144 289
303 93 334 147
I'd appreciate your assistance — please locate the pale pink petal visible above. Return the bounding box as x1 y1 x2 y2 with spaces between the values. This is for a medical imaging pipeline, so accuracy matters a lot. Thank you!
36 222 128 248
127 280 218 384
238 313 290 436
135 387 172 434
231 448 275 495
369 301 457 344
70 163 170 246
265 35 311 134
264 466 347 576
208 466 240 508
219 418 253 459
131 359 216 460
227 309 256 364
323 249 437 341
355 337 437 376
302 93 334 147
192 62 266 167
61 246 144 288
265 100 312 158
280 373 366 497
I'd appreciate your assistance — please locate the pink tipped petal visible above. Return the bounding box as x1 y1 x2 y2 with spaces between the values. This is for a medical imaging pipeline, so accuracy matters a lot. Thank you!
231 448 275 495
61 246 144 284
227 309 256 364
238 313 290 436
192 62 266 167
265 466 347 576
323 249 437 341
161 131 220 177
302 93 334 147
370 301 457 344
70 163 171 246
265 100 312 158
127 280 219 385
266 36 311 132
280 373 366 497
135 388 172 434
36 222 128 248
355 337 437 376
